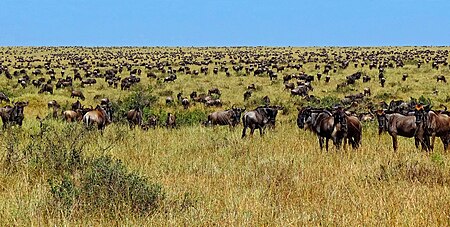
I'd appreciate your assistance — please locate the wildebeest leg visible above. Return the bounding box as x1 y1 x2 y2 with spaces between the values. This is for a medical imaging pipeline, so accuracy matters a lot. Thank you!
325 138 329 151
259 126 263 136
431 134 436 151
392 135 398 151
442 136 449 152
241 126 247 138
250 125 256 136
414 137 419 149
318 136 324 150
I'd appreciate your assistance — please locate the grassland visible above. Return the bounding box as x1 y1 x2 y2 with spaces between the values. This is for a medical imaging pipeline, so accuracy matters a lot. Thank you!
1 47 450 225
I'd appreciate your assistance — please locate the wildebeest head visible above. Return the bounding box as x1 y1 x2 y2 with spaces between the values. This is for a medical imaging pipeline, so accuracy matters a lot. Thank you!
231 106 245 124
414 104 428 127
333 107 348 132
376 109 388 134
297 107 311 129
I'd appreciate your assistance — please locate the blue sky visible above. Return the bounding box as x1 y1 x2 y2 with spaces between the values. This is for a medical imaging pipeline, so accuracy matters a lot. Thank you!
1 0 449 46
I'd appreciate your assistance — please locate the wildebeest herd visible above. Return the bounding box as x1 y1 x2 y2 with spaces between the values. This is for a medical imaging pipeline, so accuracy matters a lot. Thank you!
0 47 449 151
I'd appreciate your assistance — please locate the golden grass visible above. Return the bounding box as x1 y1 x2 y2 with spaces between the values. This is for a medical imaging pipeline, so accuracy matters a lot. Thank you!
0 47 450 225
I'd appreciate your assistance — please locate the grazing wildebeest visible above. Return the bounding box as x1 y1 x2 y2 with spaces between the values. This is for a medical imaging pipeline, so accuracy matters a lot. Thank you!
376 109 428 151
262 96 271 106
247 84 256 90
127 107 143 129
437 75 447 83
363 87 371 96
402 74 408 81
166 96 174 105
141 115 158 130
0 92 10 103
62 110 83 122
241 106 280 138
39 83 53 94
414 106 450 151
206 107 245 127
166 113 176 128
71 100 82 111
243 90 252 101
208 88 221 96
47 100 60 109
0 101 28 128
164 74 177 82
83 105 111 130
71 90 85 100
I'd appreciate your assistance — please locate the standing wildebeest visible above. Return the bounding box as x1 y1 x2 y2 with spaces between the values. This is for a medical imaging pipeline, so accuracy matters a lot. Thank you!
437 75 447 83
376 109 428 151
127 107 143 129
141 115 158 130
241 106 280 138
166 113 176 128
181 98 190 109
38 83 53 94
83 105 111 130
206 107 245 127
414 106 450 151
243 90 252 101
0 92 10 103
208 88 221 96
72 100 82 111
297 108 335 151
0 101 28 128
62 109 83 122
334 108 363 149
71 90 85 100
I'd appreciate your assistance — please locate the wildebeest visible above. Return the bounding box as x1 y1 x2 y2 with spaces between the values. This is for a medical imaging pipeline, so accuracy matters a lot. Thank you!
38 83 53 94
241 106 280 138
127 107 143 129
0 101 28 128
363 87 371 96
166 113 176 128
47 100 60 109
0 92 10 103
164 74 177 82
414 106 450 151
62 109 83 122
243 90 252 101
437 75 447 83
208 88 221 96
82 105 111 130
376 109 428 151
181 98 190 109
206 107 245 127
297 107 335 151
71 90 85 101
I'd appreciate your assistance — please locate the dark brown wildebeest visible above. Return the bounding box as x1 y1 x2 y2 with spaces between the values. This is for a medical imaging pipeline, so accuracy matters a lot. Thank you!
325 75 331 83
243 90 252 101
100 98 110 106
47 100 60 109
142 115 158 130
166 96 174 105
205 99 222 107
380 77 386 87
83 105 111 130
208 88 221 96
437 75 447 83
296 107 335 151
71 100 82 111
71 90 85 100
0 101 28 128
284 82 295 90
333 107 363 149
166 113 176 128
207 107 245 127
247 84 256 90
414 106 450 151
363 87 371 96
164 74 177 82
362 75 371 83
39 83 53 94
0 92 10 103
127 107 143 129
81 78 97 87
263 96 271 106
376 109 428 151
181 98 190 109
402 74 408 81
241 106 280 138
